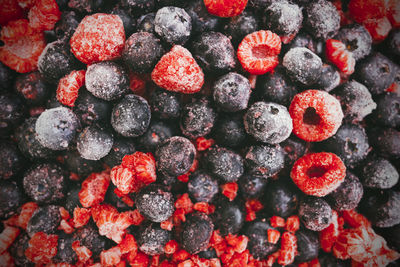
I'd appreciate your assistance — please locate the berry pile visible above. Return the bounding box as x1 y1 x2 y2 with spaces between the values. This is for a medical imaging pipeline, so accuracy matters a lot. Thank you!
0 0 399 266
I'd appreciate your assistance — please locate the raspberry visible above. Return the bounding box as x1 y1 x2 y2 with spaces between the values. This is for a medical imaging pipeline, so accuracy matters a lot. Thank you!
0 0 23 26
164 240 179 254
195 137 215 151
0 19 46 73
289 90 344 142
73 207 91 228
25 232 58 264
203 0 248 17
100 246 122 266
79 171 111 208
270 216 286 228
363 17 392 42
70 13 125 65
325 39 355 75
118 234 138 254
16 202 38 229
277 231 297 266
151 45 204 94
285 216 300 233
72 240 92 263
267 229 281 244
57 70 86 107
28 0 61 31
348 0 387 23
290 152 346 197
221 182 238 201
0 226 20 254
237 30 281 75
319 210 341 253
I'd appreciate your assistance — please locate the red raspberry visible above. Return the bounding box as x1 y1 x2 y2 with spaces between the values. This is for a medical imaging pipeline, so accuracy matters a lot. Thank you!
348 0 387 23
270 216 286 228
278 231 297 266
388 0 400 27
28 0 61 31
319 210 341 253
57 70 86 107
267 229 281 244
0 226 20 254
79 171 111 208
363 17 392 42
70 13 125 65
325 39 355 75
290 152 346 197
221 182 238 201
0 19 46 73
203 0 248 17
118 234 138 254
72 240 92 263
237 30 281 75
285 215 300 233
289 90 344 142
151 45 204 94
175 193 194 214
164 240 179 254
0 0 24 26
100 246 122 266
73 207 91 228
25 232 58 264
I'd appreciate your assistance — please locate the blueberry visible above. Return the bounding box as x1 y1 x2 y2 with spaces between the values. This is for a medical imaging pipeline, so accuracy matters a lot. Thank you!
64 185 82 214
53 232 78 264
138 222 171 255
85 61 129 101
121 0 155 13
299 196 332 231
10 233 32 266
76 125 114 161
103 138 136 168
154 6 192 45
327 172 363 211
0 92 26 137
0 180 23 219
111 7 137 37
122 32 165 73
213 199 244 236
188 170 219 203
373 93 400 128
264 182 298 218
149 88 181 120
54 11 80 40
295 229 319 263
73 224 107 259
223 10 259 46
191 32 236 74
238 173 267 199
180 212 214 254
14 72 50 106
304 0 340 40
244 145 285 179
0 62 15 92
137 13 156 33
62 149 102 178
335 24 372 61
313 64 341 92
243 220 279 259
361 157 399 189
137 120 175 153
387 29 400 57
212 113 247 148
369 127 400 159
23 163 66 204
111 94 151 138
27 205 61 237
281 136 307 166
185 0 220 34
0 140 24 180
285 32 322 56
135 184 175 222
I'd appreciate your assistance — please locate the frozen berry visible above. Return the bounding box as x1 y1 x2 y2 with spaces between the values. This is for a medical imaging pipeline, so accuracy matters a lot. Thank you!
299 196 332 232
138 222 171 256
213 199 244 235
244 144 285 179
23 163 66 204
286 32 323 56
35 107 80 151
369 127 400 159
28 0 61 31
73 224 107 258
238 174 267 199
325 39 356 75
0 62 15 91
103 138 136 168
180 212 214 254
244 101 292 144
213 114 246 148
362 157 399 189
56 69 86 108
335 24 372 61
26 205 61 237
203 0 248 18
121 0 155 13
137 12 156 33
137 120 175 153
327 171 363 211
185 0 220 34
111 94 151 137
53 232 77 264
264 182 298 218
62 149 102 177
111 7 137 37
295 229 319 262
122 32 165 74
14 71 50 106
373 93 400 128
188 171 219 203
0 140 24 180
0 92 26 137
149 88 181 120
76 125 113 160
54 11 80 40
223 10 259 46
314 64 340 92
9 233 32 266
347 0 387 23
0 180 23 219
135 184 174 222
244 220 279 259
64 185 81 214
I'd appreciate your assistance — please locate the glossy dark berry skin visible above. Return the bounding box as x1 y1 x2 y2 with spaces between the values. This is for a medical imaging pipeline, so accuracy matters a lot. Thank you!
138 222 171 256
368 127 400 159
188 170 219 203
335 24 372 61
180 212 214 254
0 180 23 219
14 71 50 106
150 88 181 120
244 145 285 179
213 200 244 236
264 182 298 218
238 174 267 200
62 149 102 178
299 196 332 231
23 163 66 204
0 62 15 92
361 157 399 189
111 94 151 138
244 220 279 260
73 224 107 259
135 184 175 223
191 32 236 74
0 140 24 180
0 92 26 137
53 232 78 264
185 0 219 34
111 7 137 37
223 10 259 46
122 32 165 73
373 93 400 128
327 172 363 211
314 64 340 92
54 11 80 40
10 233 32 266
103 138 136 168
137 120 175 153
73 89 111 127
212 114 246 148
295 229 320 263
76 125 114 161
26 205 61 237
137 13 156 34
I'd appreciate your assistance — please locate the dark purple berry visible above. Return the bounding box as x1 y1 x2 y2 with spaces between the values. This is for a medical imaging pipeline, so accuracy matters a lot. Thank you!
238 173 267 199
373 93 400 128
244 145 285 179
369 127 400 159
180 212 214 254
103 138 136 168
137 120 175 153
264 182 298 218
0 180 23 219
0 140 24 180
188 170 219 203
73 224 107 259
361 157 399 189
314 64 341 92
185 0 220 34
295 229 319 263
10 233 32 266
14 71 50 106
213 200 244 236
213 114 246 148
54 11 80 40
121 0 155 13
327 172 363 211
335 23 372 61
26 205 61 237
0 92 26 137
62 149 102 178
244 220 279 260
138 222 171 256
149 88 181 120
223 10 259 46
76 125 114 161
137 13 156 34
299 196 332 231
0 62 15 92
53 232 78 264
111 7 137 37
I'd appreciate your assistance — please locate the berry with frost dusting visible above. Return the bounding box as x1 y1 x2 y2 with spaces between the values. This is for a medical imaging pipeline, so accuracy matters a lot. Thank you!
77 125 113 161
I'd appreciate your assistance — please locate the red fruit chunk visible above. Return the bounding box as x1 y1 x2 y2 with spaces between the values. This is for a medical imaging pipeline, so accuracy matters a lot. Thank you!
221 182 238 201
0 226 20 254
237 30 281 75
73 207 91 228
72 240 92 263
59 207 70 220
363 17 392 42
245 199 263 222
16 202 38 229
289 90 344 142
0 19 46 73
173 249 191 263
0 0 24 26
125 152 156 185
388 0 400 27
111 166 136 195
195 137 215 151
118 234 138 254
175 193 194 214
270 216 286 228
164 240 179 254
125 209 145 226
25 232 58 264
291 152 346 197
79 171 110 208
57 70 86 107
0 251 14 266
203 0 248 17
59 219 74 234
285 215 300 233
177 173 189 183
267 229 281 244
225 234 248 253
325 39 355 75
100 246 122 266
319 210 341 253
161 218 174 231
151 45 204 94
128 251 150 267
341 209 371 228
28 0 61 31
129 72 147 96
193 202 215 214
278 231 297 266
70 13 125 64
348 0 386 23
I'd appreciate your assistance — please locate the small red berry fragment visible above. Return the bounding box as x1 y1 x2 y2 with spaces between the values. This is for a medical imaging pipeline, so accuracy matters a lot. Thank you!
129 72 147 96
285 215 300 233
221 182 238 201
291 152 346 197
363 17 392 42
325 39 355 75
267 229 281 244
237 30 281 75
193 202 215 214
245 199 263 222
0 226 20 254
125 209 145 226
79 170 110 208
72 240 92 263
388 0 400 27
225 234 249 253
278 231 297 266
70 13 125 64
25 232 58 264
28 0 61 31
127 251 150 267
195 137 215 151
0 0 24 26
151 45 204 94
100 246 122 266
161 218 174 231
111 166 135 195
59 219 74 234
164 240 179 254
289 90 344 142
175 193 194 214
118 234 138 254
57 70 86 107
348 0 386 23
270 216 286 228
319 210 341 253
203 0 248 17
16 202 38 229
73 207 91 228
341 209 371 228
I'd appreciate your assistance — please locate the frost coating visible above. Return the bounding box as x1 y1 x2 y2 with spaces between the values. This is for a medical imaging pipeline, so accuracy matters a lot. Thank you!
77 125 114 160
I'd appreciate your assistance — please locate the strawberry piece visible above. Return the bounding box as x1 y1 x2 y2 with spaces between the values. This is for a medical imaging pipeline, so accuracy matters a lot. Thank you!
341 209 371 228
221 182 238 201
285 215 300 233
28 0 61 31
59 219 75 234
57 70 86 107
348 0 387 23
72 240 92 263
363 17 392 42
237 30 281 75
118 234 138 254
175 193 194 214
225 234 249 253
0 226 20 254
100 246 122 266
125 209 145 226
173 249 191 263
278 231 297 266
59 207 71 220
79 171 110 208
25 232 58 264
0 0 24 26
245 199 263 221
319 210 341 253
70 13 125 64
196 137 215 151
73 207 91 228
325 39 355 75
164 240 179 254
267 229 281 244
151 45 204 94
193 202 215 214
110 166 136 195
270 216 286 228
177 173 190 183
127 251 150 267
0 251 14 267
16 202 38 229
124 152 156 185
161 218 174 231
0 19 46 73
388 0 400 27
203 0 248 17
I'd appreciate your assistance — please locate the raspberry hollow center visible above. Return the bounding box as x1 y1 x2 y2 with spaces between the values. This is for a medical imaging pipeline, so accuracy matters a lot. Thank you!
306 166 328 178
251 44 273 59
303 107 321 125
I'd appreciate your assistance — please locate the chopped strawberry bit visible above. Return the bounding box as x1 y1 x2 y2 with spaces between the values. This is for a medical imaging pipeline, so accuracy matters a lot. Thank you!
193 202 215 214
173 208 187 223
25 232 58 264
100 246 122 266
0 226 20 254
245 199 264 221
285 215 300 232
309 258 321 267
0 0 24 26
59 207 70 220
266 251 280 266
150 255 160 267
73 207 91 228
57 70 86 107
363 17 392 42
28 0 61 31
278 231 297 266
175 193 194 214
270 216 286 228
326 39 355 75
111 166 136 195
129 72 147 96
173 249 191 262
267 229 281 244
164 240 179 254
16 202 38 229
320 210 342 253
161 218 174 231
221 182 238 201
128 251 150 267
118 234 138 254
196 137 215 151
341 209 371 228
225 234 249 253
79 170 110 208
177 173 190 183
178 259 195 267
59 219 75 234
72 240 92 263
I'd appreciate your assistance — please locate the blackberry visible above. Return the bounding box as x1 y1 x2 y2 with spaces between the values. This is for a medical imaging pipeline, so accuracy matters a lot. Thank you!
298 196 332 231
203 146 244 183
149 88 181 120
54 11 80 40
111 94 151 138
14 71 50 106
62 149 102 178
244 220 279 259
295 229 319 263
180 98 217 139
314 64 341 92
283 47 323 86
0 92 26 137
244 145 285 178
213 199 244 235
198 248 217 259
103 138 136 168
156 136 196 177
191 32 236 74
285 32 322 56
137 120 175 153
0 140 24 180
73 224 107 258
26 205 61 237
212 72 250 112
122 32 165 73
73 89 111 127
35 107 80 151
111 7 137 37
304 0 341 40
188 170 219 203
223 10 259 46
10 233 32 266
180 212 214 254
76 125 114 161
137 13 156 33
135 184 175 222
121 0 155 13
64 185 82 214
369 127 400 159
373 93 400 128
154 6 192 45
0 62 15 91
335 24 372 61
281 136 307 166
85 61 129 101
0 180 23 219
185 0 220 34
212 114 246 148
361 157 399 189
138 223 171 256
238 174 267 199
38 40 78 83
244 101 292 144
327 172 363 211
264 182 298 218
53 232 77 264
23 163 66 204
